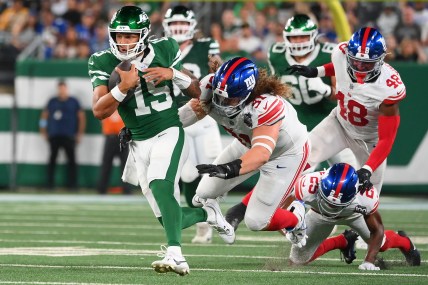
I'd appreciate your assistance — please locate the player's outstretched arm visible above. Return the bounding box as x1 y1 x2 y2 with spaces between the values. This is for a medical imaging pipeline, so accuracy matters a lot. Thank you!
363 211 384 266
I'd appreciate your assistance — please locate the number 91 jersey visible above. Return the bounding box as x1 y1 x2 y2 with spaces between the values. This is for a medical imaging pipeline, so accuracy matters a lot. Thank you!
268 42 336 130
294 171 380 219
332 42 406 141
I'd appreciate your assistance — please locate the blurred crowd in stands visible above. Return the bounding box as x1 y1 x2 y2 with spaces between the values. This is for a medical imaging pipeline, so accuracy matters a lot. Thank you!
1 0 428 64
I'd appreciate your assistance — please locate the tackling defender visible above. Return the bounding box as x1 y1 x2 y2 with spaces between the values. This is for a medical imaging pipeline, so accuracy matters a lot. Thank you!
289 163 420 270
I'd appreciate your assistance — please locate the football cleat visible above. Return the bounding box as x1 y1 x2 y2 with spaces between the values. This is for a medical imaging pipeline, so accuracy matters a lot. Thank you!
286 200 308 248
191 222 213 244
340 229 359 264
151 245 190 276
225 202 247 231
397 230 421 266
204 199 235 244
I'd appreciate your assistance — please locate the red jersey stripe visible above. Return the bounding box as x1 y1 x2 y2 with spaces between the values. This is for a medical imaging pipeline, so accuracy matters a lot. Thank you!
258 99 284 125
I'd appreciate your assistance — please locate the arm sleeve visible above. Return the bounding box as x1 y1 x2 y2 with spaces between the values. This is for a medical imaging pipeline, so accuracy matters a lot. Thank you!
365 115 400 172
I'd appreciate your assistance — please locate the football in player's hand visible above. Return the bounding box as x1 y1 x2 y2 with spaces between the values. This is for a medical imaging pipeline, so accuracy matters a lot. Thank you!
108 60 135 104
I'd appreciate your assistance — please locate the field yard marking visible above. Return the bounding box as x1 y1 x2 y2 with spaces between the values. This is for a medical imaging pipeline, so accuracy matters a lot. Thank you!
0 264 427 278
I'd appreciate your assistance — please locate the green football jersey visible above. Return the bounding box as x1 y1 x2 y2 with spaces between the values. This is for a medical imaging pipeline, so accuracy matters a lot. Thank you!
88 37 183 140
173 38 219 106
268 42 336 130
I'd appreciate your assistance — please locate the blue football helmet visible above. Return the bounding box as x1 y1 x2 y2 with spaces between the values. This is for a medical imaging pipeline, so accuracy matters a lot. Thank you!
317 163 359 218
346 27 386 83
211 57 259 117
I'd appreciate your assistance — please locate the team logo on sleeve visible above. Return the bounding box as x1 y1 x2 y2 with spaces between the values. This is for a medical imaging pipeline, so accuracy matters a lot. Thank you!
354 205 368 215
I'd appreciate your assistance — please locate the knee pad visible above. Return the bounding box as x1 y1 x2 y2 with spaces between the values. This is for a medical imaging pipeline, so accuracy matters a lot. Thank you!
244 214 267 231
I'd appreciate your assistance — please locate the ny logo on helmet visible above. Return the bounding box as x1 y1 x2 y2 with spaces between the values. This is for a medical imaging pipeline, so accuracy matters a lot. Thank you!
244 74 256 90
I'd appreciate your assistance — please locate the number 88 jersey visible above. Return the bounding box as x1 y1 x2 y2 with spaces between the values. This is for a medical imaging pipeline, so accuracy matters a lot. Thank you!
332 42 406 141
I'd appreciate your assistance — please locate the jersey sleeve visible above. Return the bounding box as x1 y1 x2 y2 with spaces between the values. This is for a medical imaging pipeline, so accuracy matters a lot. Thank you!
88 53 110 89
199 74 214 101
382 65 406 105
294 172 323 203
208 39 220 55
167 37 183 70
356 187 380 215
250 95 286 127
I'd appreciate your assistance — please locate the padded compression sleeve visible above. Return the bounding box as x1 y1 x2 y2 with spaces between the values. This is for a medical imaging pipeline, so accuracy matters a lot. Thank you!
365 115 400 172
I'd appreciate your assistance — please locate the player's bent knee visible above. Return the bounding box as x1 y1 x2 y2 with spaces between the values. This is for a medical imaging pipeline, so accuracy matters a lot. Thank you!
244 215 268 231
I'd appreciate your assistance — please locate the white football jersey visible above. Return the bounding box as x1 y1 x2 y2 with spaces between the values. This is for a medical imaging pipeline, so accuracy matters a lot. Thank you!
331 42 406 141
199 74 308 159
294 171 379 218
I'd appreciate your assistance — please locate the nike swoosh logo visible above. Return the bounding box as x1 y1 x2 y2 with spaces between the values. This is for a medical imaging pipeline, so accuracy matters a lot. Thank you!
276 165 287 169
173 258 187 265
158 133 167 138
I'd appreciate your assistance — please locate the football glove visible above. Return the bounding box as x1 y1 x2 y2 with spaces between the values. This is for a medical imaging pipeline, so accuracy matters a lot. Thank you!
118 127 132 152
196 159 242 179
286 230 308 248
307 77 332 97
356 168 373 194
358 261 380 271
286 65 318 78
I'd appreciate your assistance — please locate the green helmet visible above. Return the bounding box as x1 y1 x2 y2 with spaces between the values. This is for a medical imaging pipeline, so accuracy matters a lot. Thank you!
162 5 197 43
108 6 151 61
283 14 318 56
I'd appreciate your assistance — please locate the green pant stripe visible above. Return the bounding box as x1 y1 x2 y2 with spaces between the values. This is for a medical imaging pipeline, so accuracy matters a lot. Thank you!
165 127 185 183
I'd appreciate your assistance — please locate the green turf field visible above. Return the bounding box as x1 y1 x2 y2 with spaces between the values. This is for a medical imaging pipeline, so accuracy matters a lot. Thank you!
0 194 426 285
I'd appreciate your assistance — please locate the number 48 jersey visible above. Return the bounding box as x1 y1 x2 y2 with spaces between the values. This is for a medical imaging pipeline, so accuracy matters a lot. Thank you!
332 42 406 141
294 171 380 219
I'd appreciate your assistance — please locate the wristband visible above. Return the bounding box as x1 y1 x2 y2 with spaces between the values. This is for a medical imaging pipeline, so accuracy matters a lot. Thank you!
110 86 126 103
171 68 191 90
317 66 326 77
178 103 198 128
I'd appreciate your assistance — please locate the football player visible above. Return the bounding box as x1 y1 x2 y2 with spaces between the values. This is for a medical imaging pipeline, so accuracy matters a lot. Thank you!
88 6 234 276
162 5 223 244
225 14 357 231
289 163 420 269
178 57 309 248
288 26 405 195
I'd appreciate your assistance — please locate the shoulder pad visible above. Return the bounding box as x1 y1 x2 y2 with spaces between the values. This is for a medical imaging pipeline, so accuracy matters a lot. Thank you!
251 95 285 127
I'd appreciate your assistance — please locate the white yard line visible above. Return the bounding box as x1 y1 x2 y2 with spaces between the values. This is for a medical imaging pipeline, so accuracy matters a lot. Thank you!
0 264 427 278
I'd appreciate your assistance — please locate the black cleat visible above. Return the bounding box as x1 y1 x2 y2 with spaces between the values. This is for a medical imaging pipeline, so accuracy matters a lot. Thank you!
225 202 246 231
397 230 421 266
340 229 359 264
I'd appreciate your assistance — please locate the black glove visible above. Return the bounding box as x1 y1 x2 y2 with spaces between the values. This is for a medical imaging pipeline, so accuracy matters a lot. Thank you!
118 127 132 152
196 159 242 179
286 65 318 78
356 168 373 194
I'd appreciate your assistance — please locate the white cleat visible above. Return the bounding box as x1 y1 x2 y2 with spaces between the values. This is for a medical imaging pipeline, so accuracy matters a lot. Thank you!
285 200 308 248
151 245 190 276
204 199 235 244
191 222 213 244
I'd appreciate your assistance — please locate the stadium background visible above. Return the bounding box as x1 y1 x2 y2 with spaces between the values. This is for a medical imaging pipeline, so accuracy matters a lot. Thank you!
0 0 427 194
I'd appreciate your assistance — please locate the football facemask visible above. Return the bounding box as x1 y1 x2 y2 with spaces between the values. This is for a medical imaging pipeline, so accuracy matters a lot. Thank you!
163 5 197 43
283 14 318 57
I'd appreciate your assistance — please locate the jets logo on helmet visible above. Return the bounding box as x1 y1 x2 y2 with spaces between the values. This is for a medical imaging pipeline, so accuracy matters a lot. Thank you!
211 57 259 118
163 5 197 43
317 163 359 218
346 27 386 83
108 6 151 61
283 14 318 56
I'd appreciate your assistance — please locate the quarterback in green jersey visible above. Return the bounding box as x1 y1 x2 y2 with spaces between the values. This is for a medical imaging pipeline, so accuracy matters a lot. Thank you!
163 5 223 245
88 6 234 276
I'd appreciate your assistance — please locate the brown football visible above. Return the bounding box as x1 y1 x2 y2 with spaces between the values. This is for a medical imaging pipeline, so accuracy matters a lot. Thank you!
108 60 135 104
